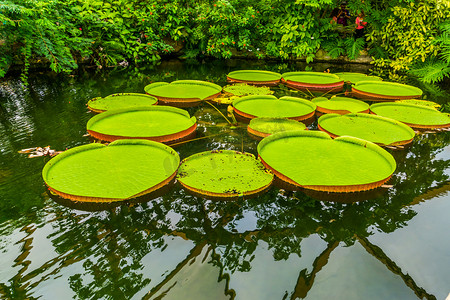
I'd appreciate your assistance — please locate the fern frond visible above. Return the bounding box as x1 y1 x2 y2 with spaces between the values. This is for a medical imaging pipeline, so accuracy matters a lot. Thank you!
409 57 450 83
344 37 365 60
368 45 388 59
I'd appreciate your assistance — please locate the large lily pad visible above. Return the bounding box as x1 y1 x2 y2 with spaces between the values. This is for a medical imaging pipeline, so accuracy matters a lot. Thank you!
370 102 450 129
177 150 273 199
248 118 306 139
281 72 344 92
318 113 415 146
42 140 180 202
144 80 222 107
87 93 158 113
312 96 369 114
335 72 382 84
352 81 423 100
87 106 197 143
232 95 316 121
226 70 282 86
257 130 396 192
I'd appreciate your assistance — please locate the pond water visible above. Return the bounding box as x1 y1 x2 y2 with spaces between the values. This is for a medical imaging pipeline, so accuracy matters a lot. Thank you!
0 59 449 300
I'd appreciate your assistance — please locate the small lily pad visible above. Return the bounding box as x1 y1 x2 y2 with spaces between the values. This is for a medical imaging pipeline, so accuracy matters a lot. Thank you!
177 150 273 199
396 99 441 110
87 93 158 113
318 113 415 146
42 140 180 202
248 118 307 139
335 72 382 84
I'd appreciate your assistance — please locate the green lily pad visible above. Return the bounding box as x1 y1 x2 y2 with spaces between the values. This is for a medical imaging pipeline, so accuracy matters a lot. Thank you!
352 81 423 100
318 113 415 146
335 72 382 84
257 130 396 192
144 80 222 106
232 95 316 121
226 70 282 85
282 72 343 84
42 140 180 201
177 150 273 198
87 106 197 143
312 96 369 114
87 93 158 113
370 102 450 129
223 83 273 96
396 99 441 110
248 118 306 138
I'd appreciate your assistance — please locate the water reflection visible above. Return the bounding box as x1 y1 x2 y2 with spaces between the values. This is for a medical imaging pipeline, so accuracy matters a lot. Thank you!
0 60 449 299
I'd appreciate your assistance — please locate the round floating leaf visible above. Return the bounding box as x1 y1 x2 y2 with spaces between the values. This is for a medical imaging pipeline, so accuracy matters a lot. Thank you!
312 96 369 114
335 72 382 84
226 70 282 85
248 118 306 138
318 113 415 146
370 102 450 129
42 140 180 202
281 72 344 92
212 83 274 105
223 83 273 96
232 95 316 121
87 106 197 143
87 93 158 113
177 150 273 198
257 130 396 192
144 80 222 106
352 81 423 100
396 99 441 110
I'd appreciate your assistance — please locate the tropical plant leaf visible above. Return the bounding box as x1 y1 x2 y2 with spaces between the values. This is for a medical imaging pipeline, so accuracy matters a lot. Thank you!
409 58 450 84
344 37 365 60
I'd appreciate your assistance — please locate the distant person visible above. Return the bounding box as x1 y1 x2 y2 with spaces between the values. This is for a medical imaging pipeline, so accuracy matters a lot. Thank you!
355 11 368 38
332 2 350 27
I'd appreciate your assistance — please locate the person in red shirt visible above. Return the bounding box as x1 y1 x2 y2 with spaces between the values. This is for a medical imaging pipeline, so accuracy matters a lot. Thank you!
355 11 367 38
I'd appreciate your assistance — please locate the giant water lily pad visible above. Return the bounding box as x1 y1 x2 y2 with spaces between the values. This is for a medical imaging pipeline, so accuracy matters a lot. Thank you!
144 80 222 107
352 81 423 100
212 83 273 105
248 118 306 139
226 70 282 86
335 72 382 84
312 96 369 114
257 130 396 192
370 102 450 129
87 106 197 143
318 113 415 146
232 95 316 121
177 150 273 199
396 99 441 110
281 72 344 92
87 93 158 113
42 140 180 202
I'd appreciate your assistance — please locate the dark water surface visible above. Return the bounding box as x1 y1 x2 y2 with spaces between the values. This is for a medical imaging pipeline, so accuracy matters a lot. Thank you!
0 59 449 299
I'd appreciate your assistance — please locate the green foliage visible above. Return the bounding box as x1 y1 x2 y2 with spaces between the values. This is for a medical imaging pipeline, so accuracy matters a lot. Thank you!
1 0 449 84
409 57 450 84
